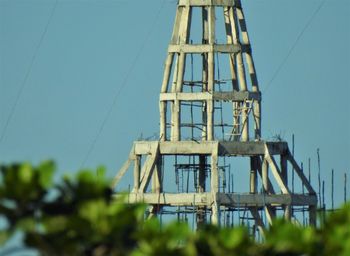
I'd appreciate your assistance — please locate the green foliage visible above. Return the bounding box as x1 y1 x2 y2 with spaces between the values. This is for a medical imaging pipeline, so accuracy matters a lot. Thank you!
263 219 321 256
0 161 349 256
195 225 255 256
0 161 55 246
321 205 350 256
0 162 144 255
133 219 195 256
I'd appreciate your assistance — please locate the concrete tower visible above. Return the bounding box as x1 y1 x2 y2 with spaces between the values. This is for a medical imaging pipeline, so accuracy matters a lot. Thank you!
112 0 317 234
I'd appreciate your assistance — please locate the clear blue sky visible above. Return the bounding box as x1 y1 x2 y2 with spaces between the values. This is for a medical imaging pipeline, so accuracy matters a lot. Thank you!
0 0 349 208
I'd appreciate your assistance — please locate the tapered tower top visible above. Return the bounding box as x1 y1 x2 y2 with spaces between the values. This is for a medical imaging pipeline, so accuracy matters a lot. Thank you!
159 0 261 142
113 0 317 230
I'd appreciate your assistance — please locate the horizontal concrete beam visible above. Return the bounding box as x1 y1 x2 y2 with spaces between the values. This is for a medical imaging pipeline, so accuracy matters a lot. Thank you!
134 141 217 155
168 44 249 54
219 141 265 155
159 91 261 102
133 141 288 156
160 141 219 154
219 141 288 156
114 192 317 207
218 193 317 207
178 0 240 7
214 91 261 101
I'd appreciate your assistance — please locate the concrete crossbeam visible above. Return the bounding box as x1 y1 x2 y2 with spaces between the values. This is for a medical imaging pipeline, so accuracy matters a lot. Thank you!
178 0 239 7
115 192 317 207
133 141 288 156
159 91 261 102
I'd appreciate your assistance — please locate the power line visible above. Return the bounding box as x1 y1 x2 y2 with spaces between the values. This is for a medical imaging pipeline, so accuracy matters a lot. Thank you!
263 0 326 94
0 0 58 145
80 0 166 168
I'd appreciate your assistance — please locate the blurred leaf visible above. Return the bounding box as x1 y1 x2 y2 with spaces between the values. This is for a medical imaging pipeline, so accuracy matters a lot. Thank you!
264 219 320 256
42 216 68 233
219 227 252 251
96 166 106 179
322 204 350 256
18 163 33 184
38 160 55 189
17 218 36 232
134 220 193 256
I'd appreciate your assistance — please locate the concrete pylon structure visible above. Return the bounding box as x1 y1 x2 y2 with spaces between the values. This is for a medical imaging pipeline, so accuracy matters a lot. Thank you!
112 0 317 233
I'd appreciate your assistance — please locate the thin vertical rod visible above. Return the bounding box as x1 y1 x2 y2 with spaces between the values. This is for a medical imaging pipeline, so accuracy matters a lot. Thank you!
292 134 295 193
228 167 231 193
231 173 234 193
215 52 225 140
322 180 325 208
317 149 321 208
345 173 347 203
301 162 305 225
197 155 206 227
301 162 305 194
308 157 311 183
331 169 334 210
322 180 325 226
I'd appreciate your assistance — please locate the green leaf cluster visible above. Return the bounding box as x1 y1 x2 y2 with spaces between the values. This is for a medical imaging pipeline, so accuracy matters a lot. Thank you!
0 162 144 255
0 161 349 256
0 161 55 245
